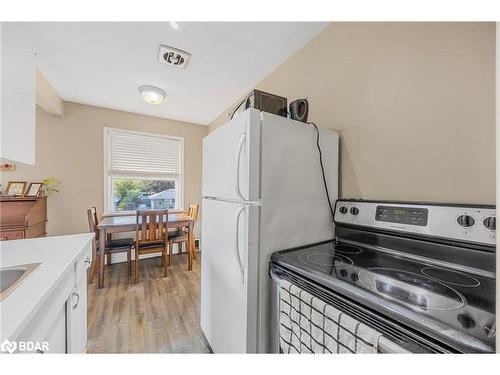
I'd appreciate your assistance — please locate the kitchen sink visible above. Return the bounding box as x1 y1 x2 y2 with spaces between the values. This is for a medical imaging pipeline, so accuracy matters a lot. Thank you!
0 263 41 302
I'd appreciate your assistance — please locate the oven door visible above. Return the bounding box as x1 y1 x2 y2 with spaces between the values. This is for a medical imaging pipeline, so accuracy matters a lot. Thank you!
269 265 450 354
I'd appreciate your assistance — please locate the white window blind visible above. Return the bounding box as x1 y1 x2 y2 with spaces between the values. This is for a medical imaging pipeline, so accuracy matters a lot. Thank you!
109 130 181 180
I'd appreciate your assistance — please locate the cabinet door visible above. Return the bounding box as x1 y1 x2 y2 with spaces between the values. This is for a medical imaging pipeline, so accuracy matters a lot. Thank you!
17 305 66 354
43 306 67 353
66 275 88 353
0 23 37 164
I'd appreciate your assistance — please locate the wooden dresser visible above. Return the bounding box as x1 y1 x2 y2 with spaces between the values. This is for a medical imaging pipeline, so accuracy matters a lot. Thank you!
0 196 47 241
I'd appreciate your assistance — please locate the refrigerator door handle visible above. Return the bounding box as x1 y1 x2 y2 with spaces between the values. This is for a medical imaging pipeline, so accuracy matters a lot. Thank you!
234 204 246 283
235 132 247 202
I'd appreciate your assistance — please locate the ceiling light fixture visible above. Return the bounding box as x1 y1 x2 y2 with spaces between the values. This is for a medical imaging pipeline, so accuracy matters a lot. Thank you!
169 21 179 30
138 85 166 105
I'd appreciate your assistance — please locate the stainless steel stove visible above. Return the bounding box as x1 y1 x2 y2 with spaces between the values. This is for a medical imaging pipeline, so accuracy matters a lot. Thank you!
269 199 496 353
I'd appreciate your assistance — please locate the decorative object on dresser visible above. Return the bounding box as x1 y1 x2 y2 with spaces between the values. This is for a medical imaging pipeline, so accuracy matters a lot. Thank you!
0 163 16 171
0 196 48 241
5 181 27 196
25 182 43 197
41 176 61 196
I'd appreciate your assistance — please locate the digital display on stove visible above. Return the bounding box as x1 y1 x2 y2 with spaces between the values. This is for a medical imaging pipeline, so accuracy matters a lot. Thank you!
375 206 428 226
392 209 407 215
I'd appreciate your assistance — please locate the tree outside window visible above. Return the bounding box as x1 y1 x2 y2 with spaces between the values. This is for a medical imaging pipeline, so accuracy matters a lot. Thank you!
112 179 176 211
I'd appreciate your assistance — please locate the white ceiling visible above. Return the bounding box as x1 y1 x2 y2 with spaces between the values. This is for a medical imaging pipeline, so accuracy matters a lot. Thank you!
26 22 328 125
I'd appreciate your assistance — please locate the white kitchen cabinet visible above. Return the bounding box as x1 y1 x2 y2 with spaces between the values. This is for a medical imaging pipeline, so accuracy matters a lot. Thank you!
66 271 88 353
7 239 92 354
43 306 67 353
14 305 66 354
0 23 37 165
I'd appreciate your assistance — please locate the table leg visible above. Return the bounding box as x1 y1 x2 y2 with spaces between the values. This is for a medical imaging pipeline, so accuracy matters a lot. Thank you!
188 221 194 271
98 227 106 288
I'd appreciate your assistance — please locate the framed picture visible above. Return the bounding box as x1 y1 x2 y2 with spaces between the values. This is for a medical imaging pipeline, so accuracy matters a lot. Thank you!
26 182 43 197
6 181 27 196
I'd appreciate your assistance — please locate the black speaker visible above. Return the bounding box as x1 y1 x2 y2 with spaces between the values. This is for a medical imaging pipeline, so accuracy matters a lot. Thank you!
289 98 309 123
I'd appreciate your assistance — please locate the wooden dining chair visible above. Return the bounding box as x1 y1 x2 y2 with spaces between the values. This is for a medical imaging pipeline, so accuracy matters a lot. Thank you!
87 207 133 284
187 203 199 224
134 209 169 282
168 203 199 267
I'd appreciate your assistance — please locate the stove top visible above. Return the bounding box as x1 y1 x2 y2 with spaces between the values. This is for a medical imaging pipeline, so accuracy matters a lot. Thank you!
271 240 496 352
271 199 496 353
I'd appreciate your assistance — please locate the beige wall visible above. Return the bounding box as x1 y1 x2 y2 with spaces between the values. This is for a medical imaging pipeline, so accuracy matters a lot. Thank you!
210 22 496 204
1 102 208 236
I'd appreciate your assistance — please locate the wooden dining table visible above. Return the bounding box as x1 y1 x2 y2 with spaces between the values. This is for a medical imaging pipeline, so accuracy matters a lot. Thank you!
96 212 195 288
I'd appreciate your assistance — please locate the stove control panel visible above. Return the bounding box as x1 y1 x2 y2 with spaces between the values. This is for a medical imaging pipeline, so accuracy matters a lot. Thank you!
335 200 496 246
375 206 428 227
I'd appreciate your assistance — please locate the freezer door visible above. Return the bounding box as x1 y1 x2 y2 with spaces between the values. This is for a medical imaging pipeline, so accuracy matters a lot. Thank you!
200 198 259 353
202 108 261 201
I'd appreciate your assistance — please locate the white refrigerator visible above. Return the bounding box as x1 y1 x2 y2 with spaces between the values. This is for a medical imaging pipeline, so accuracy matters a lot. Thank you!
201 108 339 353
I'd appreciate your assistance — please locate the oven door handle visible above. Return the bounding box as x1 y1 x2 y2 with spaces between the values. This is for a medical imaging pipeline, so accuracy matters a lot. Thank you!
270 268 281 283
377 336 411 353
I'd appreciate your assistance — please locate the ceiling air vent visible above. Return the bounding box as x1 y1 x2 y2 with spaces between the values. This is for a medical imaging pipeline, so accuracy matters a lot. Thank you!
158 44 191 69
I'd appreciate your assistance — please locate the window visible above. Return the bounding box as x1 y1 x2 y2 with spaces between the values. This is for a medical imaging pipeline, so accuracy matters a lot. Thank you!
104 128 184 213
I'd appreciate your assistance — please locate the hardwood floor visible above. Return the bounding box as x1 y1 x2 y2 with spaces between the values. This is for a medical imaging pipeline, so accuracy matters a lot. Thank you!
86 254 211 353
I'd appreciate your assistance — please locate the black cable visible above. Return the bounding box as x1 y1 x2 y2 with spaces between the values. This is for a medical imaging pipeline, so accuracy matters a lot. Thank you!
229 92 252 120
308 122 335 224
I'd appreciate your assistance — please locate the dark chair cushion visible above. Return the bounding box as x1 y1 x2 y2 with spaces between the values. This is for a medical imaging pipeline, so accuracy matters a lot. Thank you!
168 230 188 240
135 239 166 249
106 238 134 249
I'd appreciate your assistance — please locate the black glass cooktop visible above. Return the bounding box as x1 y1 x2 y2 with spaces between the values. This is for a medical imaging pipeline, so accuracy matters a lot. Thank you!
271 241 496 352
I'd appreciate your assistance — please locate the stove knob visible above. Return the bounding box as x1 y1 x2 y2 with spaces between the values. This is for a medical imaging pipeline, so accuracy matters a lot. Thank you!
339 206 348 214
339 269 348 277
457 313 475 329
351 273 359 282
457 215 475 228
350 207 359 215
483 217 496 231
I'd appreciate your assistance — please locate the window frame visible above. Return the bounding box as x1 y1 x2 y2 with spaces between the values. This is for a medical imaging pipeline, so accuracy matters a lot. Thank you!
103 127 185 214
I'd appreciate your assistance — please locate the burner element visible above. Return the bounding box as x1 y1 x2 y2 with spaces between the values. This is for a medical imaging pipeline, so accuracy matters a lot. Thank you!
421 267 480 287
306 253 344 267
333 244 363 254
298 250 353 269
358 268 465 311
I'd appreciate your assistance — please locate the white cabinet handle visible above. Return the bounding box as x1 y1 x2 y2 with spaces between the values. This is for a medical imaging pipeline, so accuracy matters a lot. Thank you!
71 292 80 310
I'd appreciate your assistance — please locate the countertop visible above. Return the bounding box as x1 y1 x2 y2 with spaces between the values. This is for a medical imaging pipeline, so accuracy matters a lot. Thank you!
0 233 94 340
